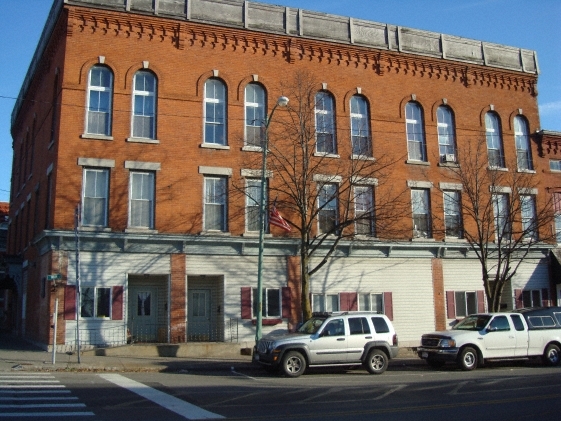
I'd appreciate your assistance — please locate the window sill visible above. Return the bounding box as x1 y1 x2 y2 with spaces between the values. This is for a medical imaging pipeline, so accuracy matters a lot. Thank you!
242 145 262 152
200 143 230 150
127 137 160 144
81 134 114 141
251 318 283 326
411 237 435 242
354 235 379 240
199 231 231 236
517 169 536 174
488 166 508 172
352 154 375 161
444 237 467 243
242 232 272 237
125 228 158 234
438 162 459 168
406 159 430 166
315 152 340 159
80 226 112 232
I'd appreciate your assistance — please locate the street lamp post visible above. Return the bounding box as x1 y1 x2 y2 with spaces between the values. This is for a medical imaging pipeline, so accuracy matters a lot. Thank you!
255 95 289 344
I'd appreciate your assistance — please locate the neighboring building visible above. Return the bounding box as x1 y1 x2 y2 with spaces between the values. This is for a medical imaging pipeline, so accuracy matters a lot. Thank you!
0 202 17 331
8 0 558 350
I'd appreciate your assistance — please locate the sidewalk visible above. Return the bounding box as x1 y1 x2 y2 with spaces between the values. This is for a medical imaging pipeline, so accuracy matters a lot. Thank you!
0 332 421 373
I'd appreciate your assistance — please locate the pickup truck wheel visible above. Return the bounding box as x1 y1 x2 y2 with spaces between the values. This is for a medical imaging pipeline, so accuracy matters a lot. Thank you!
365 349 388 374
458 347 478 371
281 351 306 377
543 344 561 366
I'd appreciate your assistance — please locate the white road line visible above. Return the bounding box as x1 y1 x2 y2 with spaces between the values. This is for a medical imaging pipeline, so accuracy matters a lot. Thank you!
0 390 71 394
0 380 60 383
99 374 225 420
0 396 78 401
0 385 65 389
0 375 56 379
0 412 94 417
0 403 86 409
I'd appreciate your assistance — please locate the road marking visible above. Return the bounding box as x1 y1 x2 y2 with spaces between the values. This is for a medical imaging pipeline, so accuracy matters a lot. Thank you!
0 403 87 409
99 374 225 420
0 412 94 418
0 390 71 394
0 384 65 389
0 380 61 383
0 396 78 401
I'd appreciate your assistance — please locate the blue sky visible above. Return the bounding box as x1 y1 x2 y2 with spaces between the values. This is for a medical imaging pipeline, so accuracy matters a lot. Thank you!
0 0 559 203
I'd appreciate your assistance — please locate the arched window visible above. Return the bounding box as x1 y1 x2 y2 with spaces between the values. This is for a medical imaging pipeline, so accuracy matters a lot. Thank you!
405 102 426 161
485 112 504 168
245 83 266 147
204 79 227 145
132 71 157 139
350 95 371 157
86 65 113 136
315 91 336 154
436 106 456 163
514 116 533 171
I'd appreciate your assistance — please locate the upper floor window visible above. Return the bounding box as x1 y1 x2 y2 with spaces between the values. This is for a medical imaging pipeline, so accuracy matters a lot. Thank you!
246 178 264 232
492 192 511 239
318 183 338 234
204 79 227 145
554 192 561 243
350 96 371 157
520 194 537 240
129 171 155 229
551 160 561 172
132 71 157 139
485 112 504 168
86 65 113 136
411 188 431 238
443 190 462 238
245 83 265 147
82 168 109 227
514 116 533 171
406 102 426 162
436 106 456 163
315 92 336 154
354 186 375 236
204 176 227 231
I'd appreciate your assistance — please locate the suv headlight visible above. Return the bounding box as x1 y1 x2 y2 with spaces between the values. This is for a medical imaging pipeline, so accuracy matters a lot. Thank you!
440 339 456 348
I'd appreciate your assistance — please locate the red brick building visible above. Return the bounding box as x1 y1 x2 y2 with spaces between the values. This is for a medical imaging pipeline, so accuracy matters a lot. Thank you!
8 0 560 350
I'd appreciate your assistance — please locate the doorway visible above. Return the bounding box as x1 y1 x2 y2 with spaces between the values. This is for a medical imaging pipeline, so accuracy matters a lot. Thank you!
128 275 168 343
187 276 224 342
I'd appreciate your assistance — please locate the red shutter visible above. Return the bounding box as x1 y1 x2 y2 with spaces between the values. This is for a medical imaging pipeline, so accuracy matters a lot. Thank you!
339 292 358 311
64 285 76 320
542 288 550 307
446 291 455 319
476 290 485 313
383 292 393 321
112 286 124 320
282 287 291 318
241 287 252 319
514 289 523 309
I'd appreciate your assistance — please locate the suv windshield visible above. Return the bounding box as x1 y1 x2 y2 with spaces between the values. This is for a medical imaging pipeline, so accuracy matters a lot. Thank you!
297 317 327 334
453 315 491 331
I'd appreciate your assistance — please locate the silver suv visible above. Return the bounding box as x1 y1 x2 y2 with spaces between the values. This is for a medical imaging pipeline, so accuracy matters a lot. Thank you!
254 312 399 377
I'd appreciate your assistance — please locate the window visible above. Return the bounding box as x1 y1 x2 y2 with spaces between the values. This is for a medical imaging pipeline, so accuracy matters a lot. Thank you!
245 83 265 147
510 314 525 331
132 71 157 139
204 79 226 145
411 188 431 238
514 116 533 171
485 112 504 168
246 179 264 232
82 168 109 227
489 315 510 331
252 288 280 318
492 193 511 239
315 91 336 154
350 96 371 156
443 190 462 238
554 192 561 243
520 194 537 240
359 293 383 313
129 171 155 229
406 102 426 161
454 291 478 318
322 319 345 336
318 183 338 234
355 186 375 235
348 317 371 335
204 176 227 231
81 287 111 318
550 160 561 171
86 65 113 136
312 294 339 312
437 106 456 163
522 289 543 308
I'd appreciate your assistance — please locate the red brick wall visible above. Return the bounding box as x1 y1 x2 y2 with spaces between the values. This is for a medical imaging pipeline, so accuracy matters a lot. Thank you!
170 254 186 343
431 258 446 331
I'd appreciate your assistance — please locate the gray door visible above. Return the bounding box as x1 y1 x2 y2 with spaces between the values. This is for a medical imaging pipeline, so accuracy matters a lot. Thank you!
309 318 347 364
129 287 158 342
188 289 211 341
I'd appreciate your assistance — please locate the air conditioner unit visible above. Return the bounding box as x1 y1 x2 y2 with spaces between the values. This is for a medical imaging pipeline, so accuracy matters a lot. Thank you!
444 154 455 163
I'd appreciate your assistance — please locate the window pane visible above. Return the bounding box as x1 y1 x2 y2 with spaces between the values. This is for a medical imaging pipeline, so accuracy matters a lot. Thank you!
81 287 95 318
443 190 462 238
437 106 455 161
411 189 431 238
326 294 339 312
205 177 227 231
485 112 503 167
492 193 511 239
83 169 108 227
313 294 325 312
466 292 477 315
130 172 154 228
350 96 371 156
406 102 426 161
133 71 156 139
316 92 336 153
87 66 112 135
514 116 532 170
521 195 537 239
455 291 467 317
267 289 280 317
319 184 338 234
359 293 370 311
137 292 151 316
205 79 226 144
96 288 111 318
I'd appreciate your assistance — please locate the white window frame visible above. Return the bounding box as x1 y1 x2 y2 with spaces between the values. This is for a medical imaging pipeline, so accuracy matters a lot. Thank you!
350 95 371 157
318 183 339 235
436 105 456 163
315 91 336 154
129 171 155 229
132 71 157 139
354 185 375 235
252 287 281 318
411 188 431 238
520 194 537 240
550 160 561 172
454 291 478 318
204 176 227 232
492 192 511 240
485 112 504 168
443 190 462 238
406 102 426 161
81 286 111 319
312 293 340 312
204 79 227 145
522 289 543 308
82 168 109 227
245 83 265 147
359 293 384 313
514 116 533 171
86 65 113 136
245 178 265 233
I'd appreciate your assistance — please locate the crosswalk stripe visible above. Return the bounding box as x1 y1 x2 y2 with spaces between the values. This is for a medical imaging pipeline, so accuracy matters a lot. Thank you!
0 380 60 383
0 397 79 401
0 385 65 389
0 403 87 409
0 390 71 394
0 412 95 417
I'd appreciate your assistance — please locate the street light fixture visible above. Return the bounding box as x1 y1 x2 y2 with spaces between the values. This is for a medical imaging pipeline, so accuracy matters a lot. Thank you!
255 95 289 344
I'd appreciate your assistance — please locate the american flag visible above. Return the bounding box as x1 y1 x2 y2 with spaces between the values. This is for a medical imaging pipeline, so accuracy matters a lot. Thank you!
269 204 291 232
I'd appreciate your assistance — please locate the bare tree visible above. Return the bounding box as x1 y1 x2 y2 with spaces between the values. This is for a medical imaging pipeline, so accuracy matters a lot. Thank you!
235 71 408 321
433 137 554 312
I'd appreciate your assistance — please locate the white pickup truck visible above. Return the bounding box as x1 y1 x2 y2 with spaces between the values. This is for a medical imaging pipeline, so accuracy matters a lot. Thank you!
417 307 561 370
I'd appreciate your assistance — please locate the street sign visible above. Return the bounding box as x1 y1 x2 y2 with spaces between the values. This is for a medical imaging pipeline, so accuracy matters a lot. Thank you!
47 274 62 281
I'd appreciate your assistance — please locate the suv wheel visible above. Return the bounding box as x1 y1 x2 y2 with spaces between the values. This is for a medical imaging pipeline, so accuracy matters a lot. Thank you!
458 346 478 371
282 351 306 377
364 349 388 374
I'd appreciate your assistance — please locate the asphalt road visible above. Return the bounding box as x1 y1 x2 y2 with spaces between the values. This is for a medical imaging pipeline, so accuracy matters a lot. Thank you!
2 362 561 420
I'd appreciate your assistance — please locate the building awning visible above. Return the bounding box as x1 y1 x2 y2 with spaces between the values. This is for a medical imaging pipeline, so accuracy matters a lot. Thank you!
551 249 561 284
